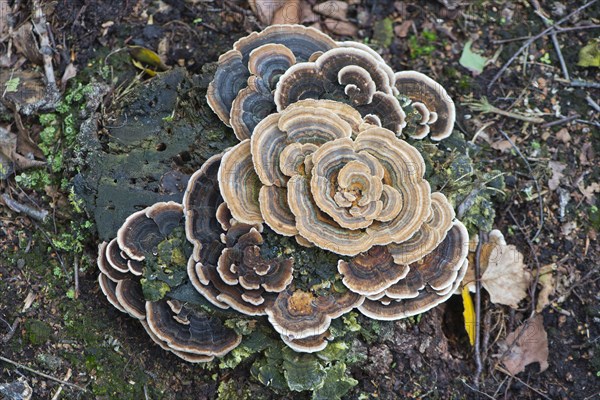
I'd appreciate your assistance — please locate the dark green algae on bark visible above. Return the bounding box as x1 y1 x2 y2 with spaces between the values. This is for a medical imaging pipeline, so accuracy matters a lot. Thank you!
75 66 237 241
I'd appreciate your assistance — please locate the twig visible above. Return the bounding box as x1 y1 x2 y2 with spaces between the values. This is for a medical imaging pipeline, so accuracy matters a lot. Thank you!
50 368 72 400
1 193 48 221
24 0 61 114
0 356 87 392
474 230 484 387
585 95 600 113
570 80 600 89
507 210 542 319
555 24 600 33
461 380 496 400
0 317 20 343
74 257 80 299
487 0 598 90
497 129 544 242
541 115 578 128
496 366 552 400
530 2 570 80
463 97 545 124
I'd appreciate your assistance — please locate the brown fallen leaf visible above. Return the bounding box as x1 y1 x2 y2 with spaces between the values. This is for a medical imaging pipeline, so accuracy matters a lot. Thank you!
323 19 357 36
481 232 531 308
0 125 45 171
464 230 531 308
555 128 571 144
498 315 549 375
272 0 301 25
313 1 348 21
491 139 513 152
249 0 301 25
548 161 566 191
578 181 600 203
394 20 413 38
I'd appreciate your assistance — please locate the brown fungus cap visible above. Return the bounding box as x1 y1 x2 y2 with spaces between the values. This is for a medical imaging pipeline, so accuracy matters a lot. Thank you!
394 71 456 140
117 201 184 262
217 224 293 293
358 221 469 320
207 25 337 137
183 153 225 262
387 192 455 265
281 330 331 353
274 47 405 134
217 99 433 256
140 320 214 363
337 246 410 296
265 289 364 340
218 140 264 226
145 300 241 357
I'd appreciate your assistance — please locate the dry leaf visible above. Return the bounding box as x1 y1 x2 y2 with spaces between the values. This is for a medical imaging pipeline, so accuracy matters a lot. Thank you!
250 0 301 25
272 0 301 24
323 19 357 36
491 139 513 152
548 161 566 191
498 315 549 375
480 230 531 308
555 128 571 144
313 1 348 21
60 63 77 90
578 181 600 203
394 20 413 38
579 143 594 165
0 125 45 171
536 264 556 312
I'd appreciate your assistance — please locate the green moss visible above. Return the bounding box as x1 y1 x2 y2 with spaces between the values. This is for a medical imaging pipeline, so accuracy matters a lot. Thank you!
408 30 438 59
373 18 394 48
217 380 251 400
260 227 347 293
24 320 53 345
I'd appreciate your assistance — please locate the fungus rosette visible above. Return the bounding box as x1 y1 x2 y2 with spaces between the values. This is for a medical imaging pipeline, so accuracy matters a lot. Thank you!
97 201 241 362
207 25 337 140
183 153 294 316
219 99 432 256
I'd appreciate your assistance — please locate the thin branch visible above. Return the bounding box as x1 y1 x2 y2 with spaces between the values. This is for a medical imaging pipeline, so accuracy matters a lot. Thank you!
1 193 48 221
585 95 600 113
474 230 484 387
463 97 545 124
0 356 88 392
488 0 598 90
541 115 578 128
497 129 544 242
570 80 600 89
496 366 552 400
508 210 542 319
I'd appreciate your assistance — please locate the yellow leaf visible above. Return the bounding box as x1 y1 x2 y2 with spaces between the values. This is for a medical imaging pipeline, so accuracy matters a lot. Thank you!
128 45 169 71
131 59 157 77
462 285 476 346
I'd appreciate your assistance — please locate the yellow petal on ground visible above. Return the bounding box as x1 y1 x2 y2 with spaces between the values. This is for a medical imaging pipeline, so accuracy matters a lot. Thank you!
462 285 475 346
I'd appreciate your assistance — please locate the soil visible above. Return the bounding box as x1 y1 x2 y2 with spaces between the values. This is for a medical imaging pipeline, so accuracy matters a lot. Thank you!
1 1 599 399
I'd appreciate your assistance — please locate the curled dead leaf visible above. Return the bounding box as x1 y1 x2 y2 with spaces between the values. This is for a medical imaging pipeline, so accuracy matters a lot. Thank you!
497 315 549 375
548 161 566 191
249 0 301 25
465 230 531 308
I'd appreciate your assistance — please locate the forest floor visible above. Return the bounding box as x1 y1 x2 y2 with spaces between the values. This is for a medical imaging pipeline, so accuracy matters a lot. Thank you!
0 1 599 399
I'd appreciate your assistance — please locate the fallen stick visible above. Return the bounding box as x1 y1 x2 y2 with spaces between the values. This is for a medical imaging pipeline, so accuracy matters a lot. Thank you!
1 193 48 221
0 356 88 392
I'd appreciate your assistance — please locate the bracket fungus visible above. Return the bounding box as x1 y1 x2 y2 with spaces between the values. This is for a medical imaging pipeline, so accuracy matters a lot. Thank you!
98 201 241 362
98 25 470 361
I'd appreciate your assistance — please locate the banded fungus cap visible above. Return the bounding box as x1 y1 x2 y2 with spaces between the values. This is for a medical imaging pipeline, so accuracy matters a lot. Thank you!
265 288 364 340
145 300 242 358
207 24 337 136
358 221 469 320
394 71 456 140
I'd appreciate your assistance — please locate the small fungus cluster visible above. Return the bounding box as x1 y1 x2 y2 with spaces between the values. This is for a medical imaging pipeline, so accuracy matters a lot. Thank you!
98 25 468 361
